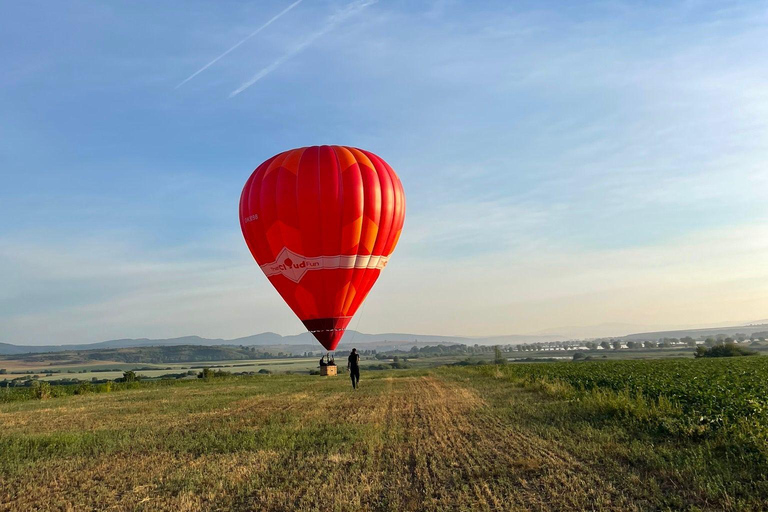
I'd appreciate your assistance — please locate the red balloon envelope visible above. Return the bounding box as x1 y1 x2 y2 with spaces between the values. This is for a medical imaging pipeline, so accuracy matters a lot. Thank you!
240 146 406 351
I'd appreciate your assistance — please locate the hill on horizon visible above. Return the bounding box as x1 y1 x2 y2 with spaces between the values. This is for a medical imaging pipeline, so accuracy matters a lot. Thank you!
2 322 767 356
0 331 567 356
619 323 768 342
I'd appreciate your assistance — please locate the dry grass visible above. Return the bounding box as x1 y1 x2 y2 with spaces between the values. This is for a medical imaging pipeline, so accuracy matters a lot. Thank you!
0 370 747 511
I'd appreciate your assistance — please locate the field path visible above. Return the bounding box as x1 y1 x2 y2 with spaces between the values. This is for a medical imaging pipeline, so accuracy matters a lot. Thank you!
1 372 638 511
327 376 629 511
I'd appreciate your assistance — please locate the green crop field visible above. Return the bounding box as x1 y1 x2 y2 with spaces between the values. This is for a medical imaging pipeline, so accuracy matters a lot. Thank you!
2 358 767 511
498 357 768 429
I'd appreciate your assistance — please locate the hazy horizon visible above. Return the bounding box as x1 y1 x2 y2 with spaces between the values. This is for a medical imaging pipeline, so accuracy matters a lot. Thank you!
2 1 767 346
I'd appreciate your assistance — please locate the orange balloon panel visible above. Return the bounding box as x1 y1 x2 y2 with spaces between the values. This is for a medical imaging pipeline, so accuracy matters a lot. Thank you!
240 146 406 351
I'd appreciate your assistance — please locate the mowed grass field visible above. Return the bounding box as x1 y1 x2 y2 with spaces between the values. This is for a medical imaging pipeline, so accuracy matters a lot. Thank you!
1 355 475 382
0 358 324 381
2 362 767 511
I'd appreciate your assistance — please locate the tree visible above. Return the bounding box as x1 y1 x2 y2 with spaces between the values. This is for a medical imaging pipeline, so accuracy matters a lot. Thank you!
612 341 621 350
681 336 696 347
644 340 657 349
600 341 612 350
694 343 757 358
122 371 138 383
704 337 716 347
493 346 506 365
572 352 586 361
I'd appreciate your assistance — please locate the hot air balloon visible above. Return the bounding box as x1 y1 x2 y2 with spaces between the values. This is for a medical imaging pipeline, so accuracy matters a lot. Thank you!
239 146 405 352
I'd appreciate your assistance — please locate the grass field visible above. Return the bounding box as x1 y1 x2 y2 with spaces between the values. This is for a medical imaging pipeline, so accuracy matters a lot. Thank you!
0 355 475 382
2 360 767 511
0 358 338 381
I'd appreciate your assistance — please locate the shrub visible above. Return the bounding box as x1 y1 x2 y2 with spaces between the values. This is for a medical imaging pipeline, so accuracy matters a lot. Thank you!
74 382 92 395
199 368 232 379
494 346 507 365
694 343 758 358
32 381 51 400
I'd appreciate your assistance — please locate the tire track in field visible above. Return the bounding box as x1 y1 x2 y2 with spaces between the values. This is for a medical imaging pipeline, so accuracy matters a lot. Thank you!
377 376 633 511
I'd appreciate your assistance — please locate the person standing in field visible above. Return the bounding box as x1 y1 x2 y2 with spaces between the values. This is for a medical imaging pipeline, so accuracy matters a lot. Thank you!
347 348 360 389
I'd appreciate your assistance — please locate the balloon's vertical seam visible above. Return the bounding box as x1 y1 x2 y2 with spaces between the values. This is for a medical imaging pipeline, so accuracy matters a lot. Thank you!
340 148 364 318
314 147 326 322
242 166 256 258
390 163 405 254
331 145 347 328
245 157 270 263
251 158 273 261
387 160 400 261
348 147 382 315
358 150 389 311
280 148 306 317
264 152 290 302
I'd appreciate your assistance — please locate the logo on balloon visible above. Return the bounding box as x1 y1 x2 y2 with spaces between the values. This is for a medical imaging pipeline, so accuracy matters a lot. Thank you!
260 247 391 283
261 248 321 283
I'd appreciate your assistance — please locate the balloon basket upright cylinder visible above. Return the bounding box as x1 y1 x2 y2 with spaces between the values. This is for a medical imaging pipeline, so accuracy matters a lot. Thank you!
320 365 337 377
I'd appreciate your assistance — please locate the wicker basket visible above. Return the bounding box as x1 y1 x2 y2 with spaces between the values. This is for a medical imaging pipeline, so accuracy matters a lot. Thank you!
320 365 337 376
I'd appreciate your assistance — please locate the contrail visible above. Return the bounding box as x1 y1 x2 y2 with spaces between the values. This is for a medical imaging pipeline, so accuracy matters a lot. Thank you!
176 0 304 89
229 0 377 97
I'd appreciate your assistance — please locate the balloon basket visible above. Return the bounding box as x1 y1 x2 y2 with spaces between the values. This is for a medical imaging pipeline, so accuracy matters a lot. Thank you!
320 365 337 377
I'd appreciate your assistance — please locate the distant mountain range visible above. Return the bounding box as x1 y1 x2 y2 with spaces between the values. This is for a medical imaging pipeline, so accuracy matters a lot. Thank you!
2 323 767 356
619 323 768 342
533 320 768 340
0 331 566 356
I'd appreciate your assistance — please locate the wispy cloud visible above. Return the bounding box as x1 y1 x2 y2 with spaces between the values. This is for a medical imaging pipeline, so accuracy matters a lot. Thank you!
175 0 304 89
229 0 377 97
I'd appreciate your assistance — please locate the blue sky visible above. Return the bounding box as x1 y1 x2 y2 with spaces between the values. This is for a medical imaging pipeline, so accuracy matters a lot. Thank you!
2 0 767 345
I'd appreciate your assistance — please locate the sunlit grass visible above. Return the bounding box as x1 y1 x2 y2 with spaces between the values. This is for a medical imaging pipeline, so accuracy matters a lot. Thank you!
2 365 767 511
